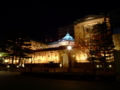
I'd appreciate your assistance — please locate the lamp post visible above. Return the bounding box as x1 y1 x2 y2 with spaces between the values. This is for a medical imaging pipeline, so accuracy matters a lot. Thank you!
30 58 33 72
67 45 72 73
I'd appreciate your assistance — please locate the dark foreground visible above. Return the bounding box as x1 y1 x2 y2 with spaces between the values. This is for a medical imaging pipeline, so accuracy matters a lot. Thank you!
21 72 117 82
0 71 120 90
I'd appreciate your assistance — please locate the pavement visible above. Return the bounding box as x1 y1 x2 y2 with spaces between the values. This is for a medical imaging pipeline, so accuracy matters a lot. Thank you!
0 71 120 90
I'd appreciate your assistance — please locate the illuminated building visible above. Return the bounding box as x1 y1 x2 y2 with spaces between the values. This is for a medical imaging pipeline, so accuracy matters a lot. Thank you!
74 15 116 74
74 15 111 45
4 33 88 68
113 33 120 75
3 15 119 75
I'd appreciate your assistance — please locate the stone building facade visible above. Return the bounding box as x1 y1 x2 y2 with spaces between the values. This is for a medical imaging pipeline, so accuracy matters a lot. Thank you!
74 15 111 45
3 15 117 75
113 33 120 75
4 33 88 67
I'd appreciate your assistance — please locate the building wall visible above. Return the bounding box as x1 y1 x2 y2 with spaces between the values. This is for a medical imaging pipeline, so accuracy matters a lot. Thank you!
74 16 110 45
113 34 120 75
22 49 88 65
47 43 59 48
24 50 60 64
113 34 120 50
30 40 48 50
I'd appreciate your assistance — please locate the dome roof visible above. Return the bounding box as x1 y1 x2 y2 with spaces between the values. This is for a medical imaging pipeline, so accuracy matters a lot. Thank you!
59 33 74 41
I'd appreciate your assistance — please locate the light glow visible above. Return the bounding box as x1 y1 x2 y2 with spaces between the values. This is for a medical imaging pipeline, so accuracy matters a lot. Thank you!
109 65 112 67
60 64 62 67
73 55 75 57
80 54 87 60
4 60 8 63
67 46 72 50
16 65 19 68
22 64 25 67
7 65 10 68
97 65 99 67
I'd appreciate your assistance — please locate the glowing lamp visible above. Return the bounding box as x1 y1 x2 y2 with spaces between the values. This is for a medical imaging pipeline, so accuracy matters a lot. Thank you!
67 46 72 50
60 64 62 67
97 65 99 67
16 65 19 68
109 65 112 67
7 65 10 68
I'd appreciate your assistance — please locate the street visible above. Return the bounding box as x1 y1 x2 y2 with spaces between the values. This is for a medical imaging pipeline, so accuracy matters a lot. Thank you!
0 71 120 90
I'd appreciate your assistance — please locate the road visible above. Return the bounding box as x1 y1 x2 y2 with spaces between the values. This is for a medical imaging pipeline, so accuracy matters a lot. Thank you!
0 71 120 90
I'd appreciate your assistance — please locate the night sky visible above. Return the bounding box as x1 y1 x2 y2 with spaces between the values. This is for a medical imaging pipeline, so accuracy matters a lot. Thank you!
1 0 119 41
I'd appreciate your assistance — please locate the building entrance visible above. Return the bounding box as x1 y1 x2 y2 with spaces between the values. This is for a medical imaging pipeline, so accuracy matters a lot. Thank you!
62 53 68 67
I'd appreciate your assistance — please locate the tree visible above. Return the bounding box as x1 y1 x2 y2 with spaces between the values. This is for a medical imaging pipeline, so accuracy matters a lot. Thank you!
6 37 32 66
0 52 10 64
0 39 10 64
4 28 32 66
87 17 114 69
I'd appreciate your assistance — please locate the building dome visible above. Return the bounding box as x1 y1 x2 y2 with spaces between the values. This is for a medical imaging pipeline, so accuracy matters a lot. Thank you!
62 33 74 41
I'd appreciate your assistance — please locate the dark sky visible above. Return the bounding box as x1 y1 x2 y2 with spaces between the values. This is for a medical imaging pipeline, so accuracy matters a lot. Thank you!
1 0 119 41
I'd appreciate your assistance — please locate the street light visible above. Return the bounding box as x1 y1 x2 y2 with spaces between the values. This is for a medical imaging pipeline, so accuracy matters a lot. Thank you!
67 45 72 72
67 46 72 50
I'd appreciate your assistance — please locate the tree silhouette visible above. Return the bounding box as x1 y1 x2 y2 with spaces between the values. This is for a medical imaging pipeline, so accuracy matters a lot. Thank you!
88 17 114 69
5 28 32 66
